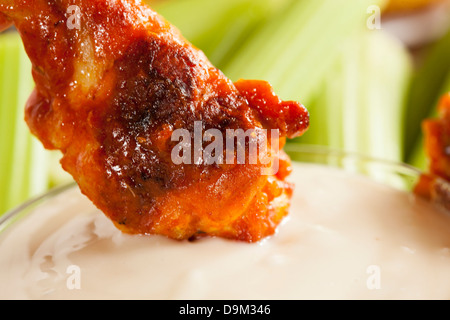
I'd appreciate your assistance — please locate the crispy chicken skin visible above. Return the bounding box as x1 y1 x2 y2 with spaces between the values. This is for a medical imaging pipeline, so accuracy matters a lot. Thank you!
421 94 450 182
414 94 450 204
0 0 309 242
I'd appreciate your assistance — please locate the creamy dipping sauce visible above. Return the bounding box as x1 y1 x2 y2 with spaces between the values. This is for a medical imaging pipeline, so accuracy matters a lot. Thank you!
1 164 450 300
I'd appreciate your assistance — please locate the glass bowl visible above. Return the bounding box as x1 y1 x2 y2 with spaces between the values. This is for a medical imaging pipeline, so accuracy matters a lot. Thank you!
0 145 433 231
1 145 450 300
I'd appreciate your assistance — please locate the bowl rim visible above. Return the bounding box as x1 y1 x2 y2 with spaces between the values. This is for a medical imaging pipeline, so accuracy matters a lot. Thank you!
0 144 439 229
283 144 423 174
0 182 76 229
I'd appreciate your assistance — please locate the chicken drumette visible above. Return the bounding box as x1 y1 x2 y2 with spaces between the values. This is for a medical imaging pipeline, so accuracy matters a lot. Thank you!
414 94 450 206
0 0 309 242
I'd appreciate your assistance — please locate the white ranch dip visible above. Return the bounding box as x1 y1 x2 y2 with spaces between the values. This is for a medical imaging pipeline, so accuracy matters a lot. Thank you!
1 164 450 300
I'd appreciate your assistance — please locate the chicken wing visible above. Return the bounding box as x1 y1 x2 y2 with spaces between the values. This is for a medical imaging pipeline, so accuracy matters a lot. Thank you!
414 93 450 209
0 0 309 242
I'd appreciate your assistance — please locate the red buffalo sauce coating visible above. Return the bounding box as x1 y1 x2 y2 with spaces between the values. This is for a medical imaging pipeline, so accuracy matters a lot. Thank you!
0 12 10 31
421 94 450 181
0 0 309 242
414 94 450 210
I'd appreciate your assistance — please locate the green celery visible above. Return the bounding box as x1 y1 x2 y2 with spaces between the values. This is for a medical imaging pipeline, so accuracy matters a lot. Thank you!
0 33 50 215
408 68 450 171
404 29 450 162
292 30 411 164
48 150 72 188
153 0 290 69
223 0 384 104
408 136 427 171
342 31 411 162
0 34 20 214
5 34 33 210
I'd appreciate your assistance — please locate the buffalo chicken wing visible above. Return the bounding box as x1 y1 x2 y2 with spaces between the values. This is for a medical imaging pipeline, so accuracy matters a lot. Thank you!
0 0 309 242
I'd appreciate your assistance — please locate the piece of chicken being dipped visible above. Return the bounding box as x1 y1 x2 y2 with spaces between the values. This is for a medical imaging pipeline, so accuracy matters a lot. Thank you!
0 0 309 242
414 94 450 206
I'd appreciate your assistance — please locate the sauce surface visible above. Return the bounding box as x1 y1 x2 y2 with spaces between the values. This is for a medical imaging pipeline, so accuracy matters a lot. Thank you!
1 164 450 300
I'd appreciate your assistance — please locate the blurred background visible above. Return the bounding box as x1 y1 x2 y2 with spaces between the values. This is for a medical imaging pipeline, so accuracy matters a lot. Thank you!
1 0 450 215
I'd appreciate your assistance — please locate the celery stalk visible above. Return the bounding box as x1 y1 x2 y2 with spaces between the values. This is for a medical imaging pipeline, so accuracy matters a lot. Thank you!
292 30 412 164
0 34 20 214
404 29 450 161
342 31 411 162
406 30 450 170
0 33 50 215
224 0 384 103
153 0 290 68
293 67 339 149
408 67 450 171
5 35 34 210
